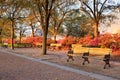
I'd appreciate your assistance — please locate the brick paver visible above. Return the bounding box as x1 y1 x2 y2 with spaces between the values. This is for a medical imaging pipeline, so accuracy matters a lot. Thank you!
0 48 120 80
0 50 97 80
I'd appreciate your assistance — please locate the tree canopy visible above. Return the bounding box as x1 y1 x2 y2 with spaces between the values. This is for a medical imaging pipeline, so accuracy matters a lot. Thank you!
78 0 120 37
0 0 120 54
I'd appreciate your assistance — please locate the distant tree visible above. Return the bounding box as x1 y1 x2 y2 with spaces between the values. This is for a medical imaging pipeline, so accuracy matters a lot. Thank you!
49 1 77 43
15 22 27 43
25 11 39 37
63 9 93 37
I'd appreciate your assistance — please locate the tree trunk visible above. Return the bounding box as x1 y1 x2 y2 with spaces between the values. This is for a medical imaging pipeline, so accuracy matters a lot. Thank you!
11 21 14 50
19 31 22 43
42 15 49 55
0 36 2 43
31 27 34 37
53 32 57 43
0 28 2 43
93 21 99 38
42 30 47 55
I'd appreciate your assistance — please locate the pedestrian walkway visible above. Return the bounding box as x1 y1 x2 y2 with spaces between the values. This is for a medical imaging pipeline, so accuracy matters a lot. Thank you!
0 48 119 80
0 50 95 80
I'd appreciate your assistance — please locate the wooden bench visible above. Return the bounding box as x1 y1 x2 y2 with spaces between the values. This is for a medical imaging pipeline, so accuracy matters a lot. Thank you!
36 43 42 48
67 48 90 65
103 54 111 69
72 44 112 55
67 44 112 68
50 43 62 50
88 48 112 55
2 43 8 48
82 52 90 65
67 48 74 62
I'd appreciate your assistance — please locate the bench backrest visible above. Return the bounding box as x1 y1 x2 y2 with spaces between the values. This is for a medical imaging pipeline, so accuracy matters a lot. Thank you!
50 43 62 47
89 48 112 55
68 50 73 54
72 44 112 55
104 54 110 59
83 52 89 56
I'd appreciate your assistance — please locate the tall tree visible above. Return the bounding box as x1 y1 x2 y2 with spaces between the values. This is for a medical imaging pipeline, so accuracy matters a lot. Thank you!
29 0 58 55
1 0 29 49
79 0 120 38
30 0 77 54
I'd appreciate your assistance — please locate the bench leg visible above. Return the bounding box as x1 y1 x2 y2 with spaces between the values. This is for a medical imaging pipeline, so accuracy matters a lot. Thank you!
104 62 111 69
82 58 89 65
67 56 74 62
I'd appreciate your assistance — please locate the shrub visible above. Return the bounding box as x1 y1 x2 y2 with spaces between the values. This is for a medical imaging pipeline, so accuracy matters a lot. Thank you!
99 33 120 49
77 33 120 52
78 35 93 46
0 43 2 46
57 36 77 50
57 36 76 45
89 37 99 47
3 39 17 44
47 38 54 45
22 36 43 46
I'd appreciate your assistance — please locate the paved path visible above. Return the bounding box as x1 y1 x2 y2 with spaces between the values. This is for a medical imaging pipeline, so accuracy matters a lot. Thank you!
0 49 118 80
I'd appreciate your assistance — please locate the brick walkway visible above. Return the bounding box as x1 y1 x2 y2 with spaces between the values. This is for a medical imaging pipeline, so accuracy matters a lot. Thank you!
0 50 97 80
0 49 119 80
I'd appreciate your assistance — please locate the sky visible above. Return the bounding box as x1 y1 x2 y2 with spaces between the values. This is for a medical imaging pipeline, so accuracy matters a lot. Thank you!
105 9 120 34
107 21 120 34
75 0 120 34
99 18 120 34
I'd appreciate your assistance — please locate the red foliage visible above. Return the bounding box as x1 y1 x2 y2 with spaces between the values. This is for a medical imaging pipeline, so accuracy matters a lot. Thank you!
78 35 93 46
99 33 113 48
77 33 119 49
22 36 54 46
22 36 43 46
77 33 120 55
99 33 120 49
4 39 17 44
112 49 120 56
90 37 99 46
47 38 54 45
58 36 76 45
57 36 77 50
